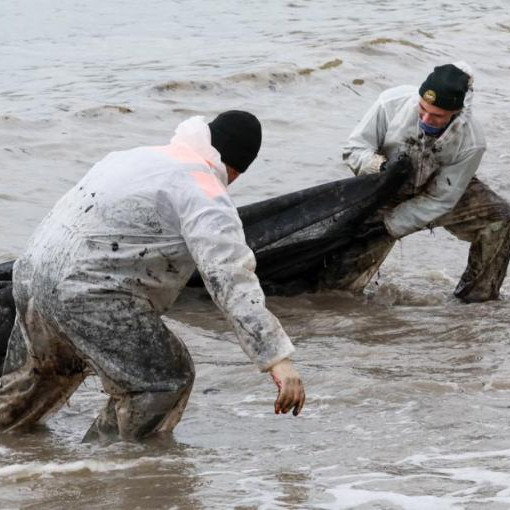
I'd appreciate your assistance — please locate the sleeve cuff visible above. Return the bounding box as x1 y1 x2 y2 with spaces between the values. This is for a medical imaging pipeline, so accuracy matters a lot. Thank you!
258 343 296 372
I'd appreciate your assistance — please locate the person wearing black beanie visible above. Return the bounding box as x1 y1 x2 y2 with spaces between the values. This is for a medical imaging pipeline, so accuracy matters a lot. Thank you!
341 62 510 303
208 110 262 176
419 64 470 112
0 113 305 441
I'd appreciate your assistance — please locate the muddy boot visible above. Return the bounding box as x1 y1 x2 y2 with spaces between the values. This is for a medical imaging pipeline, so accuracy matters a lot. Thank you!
82 380 194 442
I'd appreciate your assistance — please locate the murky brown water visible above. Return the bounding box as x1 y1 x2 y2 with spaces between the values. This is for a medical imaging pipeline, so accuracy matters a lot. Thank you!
2 1 510 508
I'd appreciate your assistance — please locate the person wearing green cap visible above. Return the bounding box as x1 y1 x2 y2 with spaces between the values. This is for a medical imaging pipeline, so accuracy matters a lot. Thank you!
341 62 510 302
0 111 305 442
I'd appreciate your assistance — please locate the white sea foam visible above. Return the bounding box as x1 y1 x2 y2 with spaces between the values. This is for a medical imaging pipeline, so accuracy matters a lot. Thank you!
327 485 459 510
0 456 180 480
446 467 510 496
401 447 510 466
424 269 457 284
322 447 510 509
325 465 510 509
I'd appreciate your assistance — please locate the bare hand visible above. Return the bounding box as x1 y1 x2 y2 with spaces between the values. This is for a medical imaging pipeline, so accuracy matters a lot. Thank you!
269 358 305 416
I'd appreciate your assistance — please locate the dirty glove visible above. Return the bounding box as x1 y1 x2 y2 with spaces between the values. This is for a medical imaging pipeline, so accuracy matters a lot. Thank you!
269 358 305 416
379 152 412 175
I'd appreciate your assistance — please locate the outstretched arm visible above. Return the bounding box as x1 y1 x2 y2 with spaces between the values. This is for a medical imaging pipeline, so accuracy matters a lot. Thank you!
343 97 389 175
177 176 305 415
384 147 485 238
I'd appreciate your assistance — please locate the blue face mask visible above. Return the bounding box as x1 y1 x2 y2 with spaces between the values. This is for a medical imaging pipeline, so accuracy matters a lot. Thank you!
419 120 445 137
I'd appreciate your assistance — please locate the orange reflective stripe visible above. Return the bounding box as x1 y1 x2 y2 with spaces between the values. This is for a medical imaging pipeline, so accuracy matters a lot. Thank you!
151 144 206 165
191 171 226 199
150 144 224 198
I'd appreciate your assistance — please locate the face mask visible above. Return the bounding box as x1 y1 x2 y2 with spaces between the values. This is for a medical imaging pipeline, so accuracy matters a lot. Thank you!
419 120 445 137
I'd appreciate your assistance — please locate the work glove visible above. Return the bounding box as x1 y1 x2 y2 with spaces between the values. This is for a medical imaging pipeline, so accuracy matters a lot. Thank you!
379 152 412 174
269 358 305 416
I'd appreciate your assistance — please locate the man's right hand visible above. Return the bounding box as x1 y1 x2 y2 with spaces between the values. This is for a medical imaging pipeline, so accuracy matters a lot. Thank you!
379 152 413 174
269 358 305 416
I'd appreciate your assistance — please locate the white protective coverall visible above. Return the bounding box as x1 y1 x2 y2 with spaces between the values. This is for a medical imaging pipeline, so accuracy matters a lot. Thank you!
341 63 510 301
0 117 295 440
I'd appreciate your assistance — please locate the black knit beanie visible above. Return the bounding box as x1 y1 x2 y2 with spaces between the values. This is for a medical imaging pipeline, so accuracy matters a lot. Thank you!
419 64 470 111
208 110 262 173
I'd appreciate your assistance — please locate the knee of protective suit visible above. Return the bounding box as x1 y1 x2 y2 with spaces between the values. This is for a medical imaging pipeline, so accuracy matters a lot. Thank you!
115 379 194 440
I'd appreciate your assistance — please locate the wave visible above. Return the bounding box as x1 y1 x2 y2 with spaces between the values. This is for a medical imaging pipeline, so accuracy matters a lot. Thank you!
153 79 220 93
0 115 21 123
152 58 347 94
496 22 510 32
367 38 424 50
328 482 457 510
0 455 181 481
326 447 510 510
75 105 134 118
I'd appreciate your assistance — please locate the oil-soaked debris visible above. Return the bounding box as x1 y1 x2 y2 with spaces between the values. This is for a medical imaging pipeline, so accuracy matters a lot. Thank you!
84 205 94 213
319 58 343 70
203 388 220 394
111 242 119 251
416 29 435 38
368 38 423 50
76 105 134 118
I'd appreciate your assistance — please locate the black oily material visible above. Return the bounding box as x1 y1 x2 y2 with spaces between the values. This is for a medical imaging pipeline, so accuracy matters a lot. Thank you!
239 158 409 251
0 282 15 364
187 155 411 292
0 261 15 365
0 261 13 281
237 155 410 293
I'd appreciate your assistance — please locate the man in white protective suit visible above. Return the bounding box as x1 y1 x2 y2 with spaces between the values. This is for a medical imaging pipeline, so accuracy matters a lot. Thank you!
0 111 305 441
339 62 510 302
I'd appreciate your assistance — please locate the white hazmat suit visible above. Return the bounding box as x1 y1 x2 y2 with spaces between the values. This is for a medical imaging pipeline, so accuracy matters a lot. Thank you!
0 117 295 440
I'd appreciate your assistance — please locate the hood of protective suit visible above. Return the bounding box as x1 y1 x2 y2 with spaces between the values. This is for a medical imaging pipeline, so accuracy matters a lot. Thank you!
168 116 228 186
453 61 474 118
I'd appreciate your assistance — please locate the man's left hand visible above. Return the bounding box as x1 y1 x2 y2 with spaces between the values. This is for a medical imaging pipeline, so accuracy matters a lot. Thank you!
269 358 305 416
